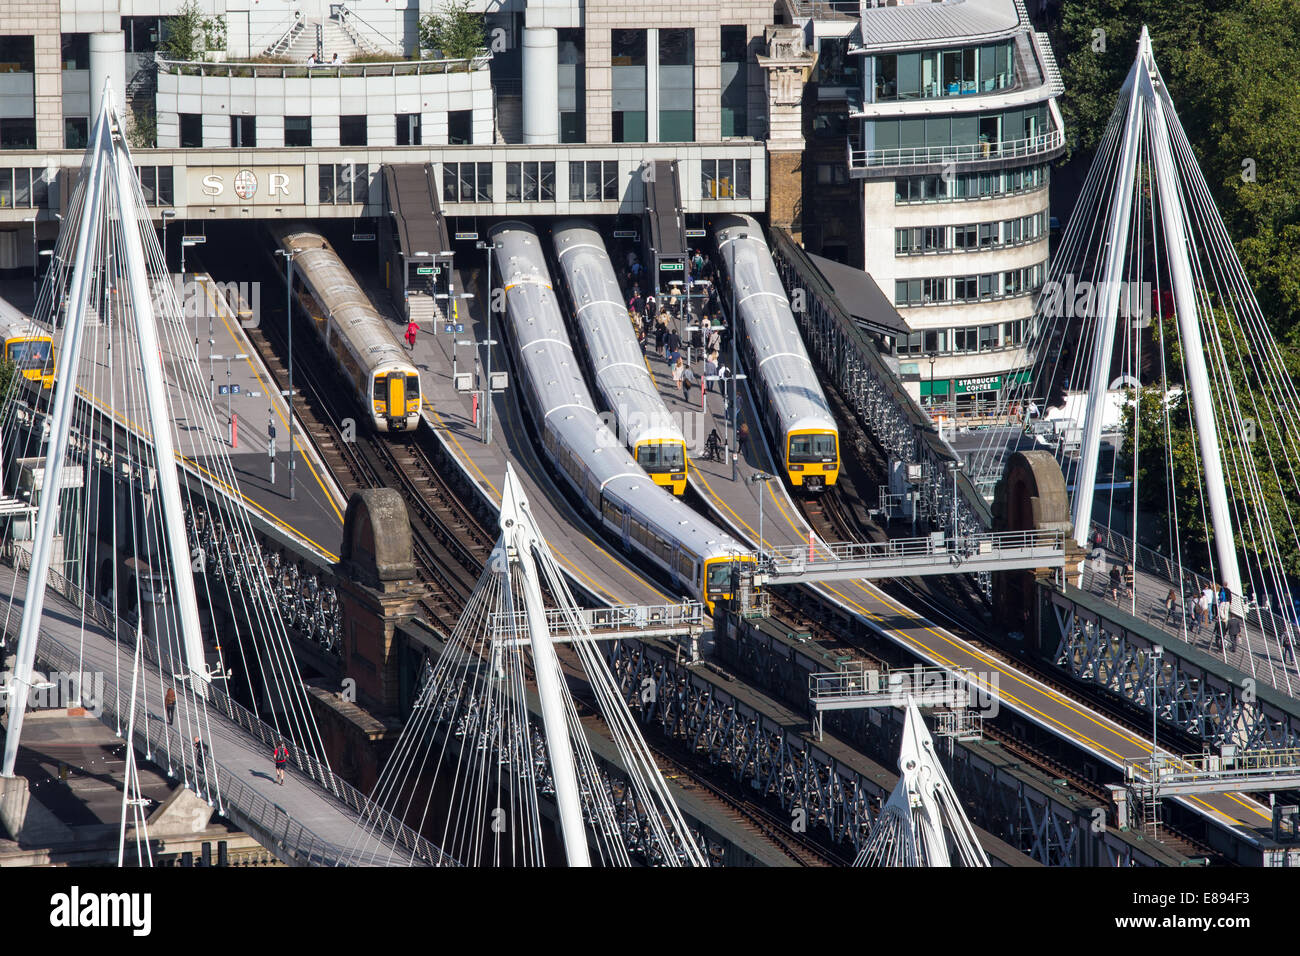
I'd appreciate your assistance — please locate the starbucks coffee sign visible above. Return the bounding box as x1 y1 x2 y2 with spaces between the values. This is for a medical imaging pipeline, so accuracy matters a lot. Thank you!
187 166 305 205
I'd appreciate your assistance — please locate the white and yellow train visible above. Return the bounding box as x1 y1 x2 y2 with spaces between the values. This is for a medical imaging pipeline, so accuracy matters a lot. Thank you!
552 219 689 495
270 226 421 432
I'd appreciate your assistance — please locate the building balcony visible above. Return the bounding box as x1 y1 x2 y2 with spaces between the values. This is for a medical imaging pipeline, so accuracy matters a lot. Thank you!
847 127 1064 176
155 53 491 80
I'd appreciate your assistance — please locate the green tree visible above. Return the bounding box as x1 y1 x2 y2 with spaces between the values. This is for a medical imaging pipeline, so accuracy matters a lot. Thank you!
160 0 204 61
1123 312 1300 578
418 0 486 60
1056 0 1300 342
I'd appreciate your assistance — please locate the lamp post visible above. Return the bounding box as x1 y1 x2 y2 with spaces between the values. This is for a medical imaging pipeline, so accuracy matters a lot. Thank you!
927 352 937 412
276 248 302 501
22 216 35 302
476 239 502 445
749 471 776 557
1151 643 1163 808
161 209 176 274
951 457 961 541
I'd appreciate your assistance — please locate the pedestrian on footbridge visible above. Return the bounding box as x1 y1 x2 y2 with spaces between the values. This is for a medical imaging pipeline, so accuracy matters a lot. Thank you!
273 740 289 786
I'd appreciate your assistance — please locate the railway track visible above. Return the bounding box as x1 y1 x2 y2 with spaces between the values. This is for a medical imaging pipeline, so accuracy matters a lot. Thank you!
240 287 489 635
797 374 1231 862
236 246 857 865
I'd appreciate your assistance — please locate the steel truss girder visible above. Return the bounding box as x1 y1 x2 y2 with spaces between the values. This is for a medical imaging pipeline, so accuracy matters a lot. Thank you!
1047 588 1299 752
718 615 1168 866
422 663 713 866
609 641 879 854
768 241 987 541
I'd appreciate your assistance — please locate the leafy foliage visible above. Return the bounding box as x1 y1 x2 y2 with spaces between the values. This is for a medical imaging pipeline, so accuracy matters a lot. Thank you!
418 0 486 61
1055 0 1300 343
160 0 204 61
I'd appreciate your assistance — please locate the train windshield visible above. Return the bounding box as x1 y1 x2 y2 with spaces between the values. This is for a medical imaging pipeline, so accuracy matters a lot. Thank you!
789 433 837 463
637 441 685 472
705 560 740 596
8 339 52 368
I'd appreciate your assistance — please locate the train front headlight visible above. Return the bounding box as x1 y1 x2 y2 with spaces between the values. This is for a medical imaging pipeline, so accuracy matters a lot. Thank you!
826 463 838 471
789 464 804 472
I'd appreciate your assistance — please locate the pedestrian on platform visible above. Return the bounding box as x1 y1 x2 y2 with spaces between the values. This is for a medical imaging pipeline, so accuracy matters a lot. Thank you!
645 294 657 322
704 352 719 393
671 358 685 399
737 422 750 458
273 739 289 786
405 321 419 350
665 327 681 363
165 686 176 726
681 363 696 402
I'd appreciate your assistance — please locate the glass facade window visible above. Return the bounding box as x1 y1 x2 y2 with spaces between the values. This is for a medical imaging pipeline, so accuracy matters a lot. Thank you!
396 113 421 146
505 161 555 202
123 18 162 54
701 159 750 199
874 42 1012 102
340 115 367 147
611 30 647 143
319 163 369 204
285 116 311 147
720 26 747 137
558 29 585 143
448 110 471 145
658 29 694 142
230 114 255 147
132 166 173 206
64 117 88 150
817 37 860 88
61 34 89 71
442 162 492 203
0 36 35 73
569 160 619 201
895 163 1049 203
179 113 202 148
870 104 1047 154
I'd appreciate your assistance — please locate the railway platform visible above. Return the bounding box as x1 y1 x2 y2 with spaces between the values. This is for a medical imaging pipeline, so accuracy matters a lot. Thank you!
7 279 346 561
343 261 668 608
638 319 1278 848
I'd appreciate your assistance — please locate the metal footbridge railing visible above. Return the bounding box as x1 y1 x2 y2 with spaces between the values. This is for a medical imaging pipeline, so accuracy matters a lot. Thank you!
759 529 1065 584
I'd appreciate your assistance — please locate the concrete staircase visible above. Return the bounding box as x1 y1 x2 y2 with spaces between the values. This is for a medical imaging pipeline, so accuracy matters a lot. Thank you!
493 79 522 144
282 19 367 63
407 293 442 328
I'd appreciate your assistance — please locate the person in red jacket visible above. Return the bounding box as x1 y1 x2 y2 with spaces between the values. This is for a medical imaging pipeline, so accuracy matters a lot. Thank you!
405 321 419 350
273 740 289 786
